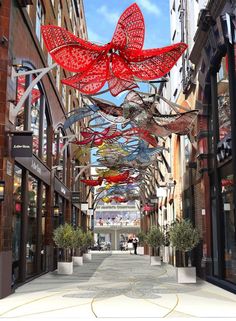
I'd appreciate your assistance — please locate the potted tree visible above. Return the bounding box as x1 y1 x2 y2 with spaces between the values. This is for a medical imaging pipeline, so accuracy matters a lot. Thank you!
146 226 164 265
53 223 74 274
136 231 146 255
82 230 94 262
71 227 84 266
169 219 200 283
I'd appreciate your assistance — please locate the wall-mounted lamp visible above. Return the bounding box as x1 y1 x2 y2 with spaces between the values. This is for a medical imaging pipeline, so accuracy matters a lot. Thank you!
53 205 60 217
0 181 5 202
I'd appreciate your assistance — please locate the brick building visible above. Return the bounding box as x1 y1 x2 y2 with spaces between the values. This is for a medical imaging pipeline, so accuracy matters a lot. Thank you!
160 0 236 293
0 0 89 298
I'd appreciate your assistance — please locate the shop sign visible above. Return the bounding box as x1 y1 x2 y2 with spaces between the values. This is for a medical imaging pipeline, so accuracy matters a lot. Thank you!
11 131 33 157
71 191 80 204
54 177 70 200
15 155 50 184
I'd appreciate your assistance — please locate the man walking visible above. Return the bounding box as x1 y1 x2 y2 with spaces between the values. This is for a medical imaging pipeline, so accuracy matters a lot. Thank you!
132 235 139 255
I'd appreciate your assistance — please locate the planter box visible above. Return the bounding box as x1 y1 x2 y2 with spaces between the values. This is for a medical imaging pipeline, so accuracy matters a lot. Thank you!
137 246 144 255
57 261 73 275
83 253 92 262
176 267 196 283
72 256 83 266
150 256 161 266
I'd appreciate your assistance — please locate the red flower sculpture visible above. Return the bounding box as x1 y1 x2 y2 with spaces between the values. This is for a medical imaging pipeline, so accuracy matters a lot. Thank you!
73 125 158 147
106 170 130 184
41 3 187 96
81 177 103 186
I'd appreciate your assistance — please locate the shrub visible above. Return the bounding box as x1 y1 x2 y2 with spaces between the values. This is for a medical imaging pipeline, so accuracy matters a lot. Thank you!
146 226 164 256
169 219 201 267
53 223 74 262
82 230 94 252
71 227 84 256
136 231 147 246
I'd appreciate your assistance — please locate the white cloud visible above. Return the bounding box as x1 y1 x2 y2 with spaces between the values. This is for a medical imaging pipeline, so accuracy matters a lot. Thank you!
136 0 161 16
87 27 106 44
97 5 120 24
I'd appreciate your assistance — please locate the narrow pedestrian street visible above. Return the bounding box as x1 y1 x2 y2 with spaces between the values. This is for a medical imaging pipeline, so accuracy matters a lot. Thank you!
0 253 236 320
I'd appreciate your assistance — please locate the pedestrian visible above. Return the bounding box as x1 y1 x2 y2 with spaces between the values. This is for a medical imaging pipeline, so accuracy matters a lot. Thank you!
127 235 133 254
132 234 139 255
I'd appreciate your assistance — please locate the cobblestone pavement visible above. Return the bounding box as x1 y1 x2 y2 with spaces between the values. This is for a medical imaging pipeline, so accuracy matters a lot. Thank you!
0 253 236 320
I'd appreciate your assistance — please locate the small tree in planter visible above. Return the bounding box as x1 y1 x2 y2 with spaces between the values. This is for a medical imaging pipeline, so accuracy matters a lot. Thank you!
82 230 94 262
146 226 164 265
71 227 84 266
136 231 147 255
169 219 201 283
53 223 74 274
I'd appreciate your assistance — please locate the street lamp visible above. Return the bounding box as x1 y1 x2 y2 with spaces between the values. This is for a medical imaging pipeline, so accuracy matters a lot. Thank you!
0 181 5 202
53 205 60 217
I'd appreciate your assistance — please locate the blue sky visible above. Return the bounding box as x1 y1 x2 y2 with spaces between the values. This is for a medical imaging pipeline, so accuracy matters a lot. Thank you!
83 0 171 105
83 0 170 49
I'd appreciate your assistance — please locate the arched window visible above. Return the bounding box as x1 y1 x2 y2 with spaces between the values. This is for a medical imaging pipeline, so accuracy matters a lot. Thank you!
15 67 50 164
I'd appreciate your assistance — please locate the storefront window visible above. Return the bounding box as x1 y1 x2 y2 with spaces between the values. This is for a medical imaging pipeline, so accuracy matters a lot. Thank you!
222 190 236 283
53 129 67 183
217 57 230 142
41 185 46 272
16 74 27 131
12 166 23 284
26 175 38 277
42 110 48 163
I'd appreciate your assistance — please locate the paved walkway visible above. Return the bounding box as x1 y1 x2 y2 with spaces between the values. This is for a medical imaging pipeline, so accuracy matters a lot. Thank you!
0 253 236 320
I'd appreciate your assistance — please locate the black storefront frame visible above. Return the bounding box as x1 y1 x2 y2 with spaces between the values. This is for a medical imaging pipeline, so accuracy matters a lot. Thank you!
14 163 49 286
206 16 236 293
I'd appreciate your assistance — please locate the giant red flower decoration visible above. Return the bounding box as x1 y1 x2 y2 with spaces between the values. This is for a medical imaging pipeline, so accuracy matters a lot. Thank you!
41 3 187 96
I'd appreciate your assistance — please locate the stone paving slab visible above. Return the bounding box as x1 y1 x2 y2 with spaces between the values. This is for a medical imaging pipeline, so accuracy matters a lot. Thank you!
0 253 236 320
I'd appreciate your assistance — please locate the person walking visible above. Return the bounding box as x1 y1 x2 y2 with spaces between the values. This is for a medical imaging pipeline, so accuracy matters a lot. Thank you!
132 235 139 255
127 235 133 254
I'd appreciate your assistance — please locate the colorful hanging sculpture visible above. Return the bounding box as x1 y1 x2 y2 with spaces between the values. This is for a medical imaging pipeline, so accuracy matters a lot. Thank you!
97 140 166 169
41 3 187 96
73 125 158 147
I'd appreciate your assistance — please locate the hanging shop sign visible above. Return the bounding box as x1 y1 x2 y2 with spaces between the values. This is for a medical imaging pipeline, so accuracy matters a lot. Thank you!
11 131 33 157
71 191 80 205
54 177 70 200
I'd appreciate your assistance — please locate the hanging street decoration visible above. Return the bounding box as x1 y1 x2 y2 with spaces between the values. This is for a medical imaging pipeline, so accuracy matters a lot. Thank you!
39 2 196 208
41 3 187 96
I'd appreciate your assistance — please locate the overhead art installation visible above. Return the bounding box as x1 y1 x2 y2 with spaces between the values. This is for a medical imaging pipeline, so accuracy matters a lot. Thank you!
41 3 187 96
40 3 193 206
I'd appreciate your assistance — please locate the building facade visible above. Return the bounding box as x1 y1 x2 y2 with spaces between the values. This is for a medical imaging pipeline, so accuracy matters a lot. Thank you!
163 0 236 293
0 0 89 298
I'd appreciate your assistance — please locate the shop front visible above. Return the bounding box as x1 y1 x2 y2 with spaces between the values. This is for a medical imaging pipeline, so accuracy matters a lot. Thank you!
12 156 50 286
191 6 236 293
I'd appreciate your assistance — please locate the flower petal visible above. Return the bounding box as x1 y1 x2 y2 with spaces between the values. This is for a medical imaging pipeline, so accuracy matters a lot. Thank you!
41 25 108 72
108 77 138 97
111 3 145 51
128 43 188 80
61 56 109 95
